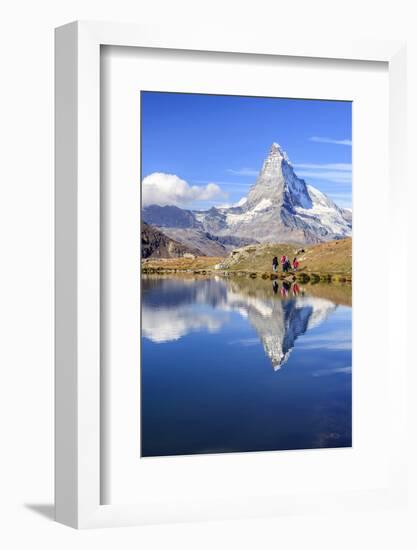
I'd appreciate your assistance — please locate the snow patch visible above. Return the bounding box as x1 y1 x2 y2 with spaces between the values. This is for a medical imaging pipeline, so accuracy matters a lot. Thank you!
217 196 248 210
252 198 272 212
235 196 248 207
293 185 352 237
225 198 272 226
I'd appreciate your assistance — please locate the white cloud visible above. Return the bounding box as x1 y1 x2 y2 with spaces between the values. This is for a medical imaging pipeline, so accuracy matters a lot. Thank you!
228 337 259 346
196 180 250 189
297 170 352 184
310 136 352 146
142 172 226 207
293 162 352 185
142 305 227 343
312 366 352 377
297 329 352 351
294 163 352 171
226 168 258 177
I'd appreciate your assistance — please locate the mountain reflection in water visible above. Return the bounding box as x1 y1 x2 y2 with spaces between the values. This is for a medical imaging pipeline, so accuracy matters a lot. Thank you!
141 275 352 456
142 276 345 370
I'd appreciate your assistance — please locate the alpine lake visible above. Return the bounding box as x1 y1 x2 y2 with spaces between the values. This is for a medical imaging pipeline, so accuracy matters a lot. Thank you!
141 274 352 458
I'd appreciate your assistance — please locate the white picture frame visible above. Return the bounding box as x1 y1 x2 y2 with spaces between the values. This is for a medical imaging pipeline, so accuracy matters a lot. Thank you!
55 21 408 529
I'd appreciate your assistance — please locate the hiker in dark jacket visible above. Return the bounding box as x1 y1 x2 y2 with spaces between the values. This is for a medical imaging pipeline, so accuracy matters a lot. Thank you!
272 256 278 273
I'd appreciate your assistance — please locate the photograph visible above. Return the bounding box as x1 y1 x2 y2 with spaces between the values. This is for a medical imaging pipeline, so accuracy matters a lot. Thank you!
140 91 352 458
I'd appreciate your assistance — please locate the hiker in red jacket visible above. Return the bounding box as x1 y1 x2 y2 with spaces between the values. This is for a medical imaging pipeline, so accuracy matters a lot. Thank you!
292 257 299 271
280 255 287 272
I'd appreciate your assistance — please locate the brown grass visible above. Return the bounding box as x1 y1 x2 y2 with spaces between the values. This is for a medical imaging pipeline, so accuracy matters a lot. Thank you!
142 256 222 272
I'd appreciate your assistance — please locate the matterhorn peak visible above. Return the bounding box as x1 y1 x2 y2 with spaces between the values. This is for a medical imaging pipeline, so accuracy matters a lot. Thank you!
269 142 291 164
143 141 352 246
246 142 300 208
259 143 292 178
268 142 283 159
259 143 285 178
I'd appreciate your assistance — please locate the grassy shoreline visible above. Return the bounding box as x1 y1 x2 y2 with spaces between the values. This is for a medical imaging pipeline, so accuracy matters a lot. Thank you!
142 238 352 283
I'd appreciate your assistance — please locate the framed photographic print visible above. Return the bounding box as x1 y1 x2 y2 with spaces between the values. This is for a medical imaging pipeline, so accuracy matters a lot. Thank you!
55 21 408 528
140 92 353 458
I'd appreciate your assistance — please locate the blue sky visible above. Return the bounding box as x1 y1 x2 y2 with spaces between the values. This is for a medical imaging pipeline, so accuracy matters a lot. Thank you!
141 92 352 209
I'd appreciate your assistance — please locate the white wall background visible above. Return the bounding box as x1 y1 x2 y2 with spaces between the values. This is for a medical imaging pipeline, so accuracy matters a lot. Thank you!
0 0 416 548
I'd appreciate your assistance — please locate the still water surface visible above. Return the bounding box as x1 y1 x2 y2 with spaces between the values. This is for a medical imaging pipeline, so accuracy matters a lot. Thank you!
141 276 352 457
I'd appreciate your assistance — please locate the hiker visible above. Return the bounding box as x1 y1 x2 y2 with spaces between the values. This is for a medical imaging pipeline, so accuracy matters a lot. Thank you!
280 255 287 271
272 256 278 273
284 258 291 273
293 257 299 271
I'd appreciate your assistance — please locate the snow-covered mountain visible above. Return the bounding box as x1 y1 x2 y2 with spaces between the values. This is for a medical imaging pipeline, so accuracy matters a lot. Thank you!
142 143 352 248
194 143 352 243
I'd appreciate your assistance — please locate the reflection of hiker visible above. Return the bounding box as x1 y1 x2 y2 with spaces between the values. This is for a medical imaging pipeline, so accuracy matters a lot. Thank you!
272 256 278 272
293 257 299 271
281 280 291 297
292 283 300 296
272 280 279 294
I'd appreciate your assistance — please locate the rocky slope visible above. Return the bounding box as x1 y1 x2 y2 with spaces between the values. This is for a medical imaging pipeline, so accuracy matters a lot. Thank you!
141 222 202 259
160 227 259 257
159 228 228 257
142 205 258 255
